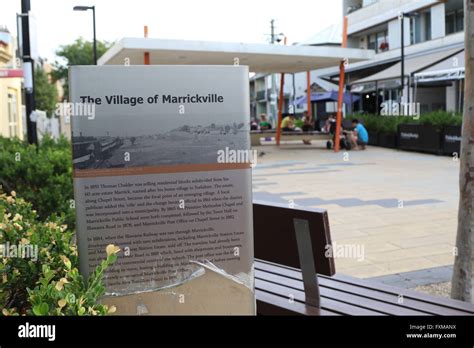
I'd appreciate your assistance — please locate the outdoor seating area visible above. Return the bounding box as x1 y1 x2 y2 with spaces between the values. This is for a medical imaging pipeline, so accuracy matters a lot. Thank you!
250 130 332 146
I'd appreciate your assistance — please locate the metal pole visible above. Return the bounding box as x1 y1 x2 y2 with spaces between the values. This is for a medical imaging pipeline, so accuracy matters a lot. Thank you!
92 6 97 65
270 19 275 43
334 16 348 152
401 14 405 103
270 19 277 128
276 37 287 146
144 25 150 65
292 73 296 111
21 0 37 145
375 80 379 114
306 71 312 118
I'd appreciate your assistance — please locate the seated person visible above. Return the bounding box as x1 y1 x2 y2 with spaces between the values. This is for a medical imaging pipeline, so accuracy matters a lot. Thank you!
323 114 336 134
259 114 272 130
250 117 258 131
281 114 296 132
349 118 369 150
302 111 314 132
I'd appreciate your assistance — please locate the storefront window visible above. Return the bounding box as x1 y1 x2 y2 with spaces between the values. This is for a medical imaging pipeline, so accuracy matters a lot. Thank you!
8 92 18 137
367 31 388 52
368 34 376 50
456 9 464 32
411 16 421 44
425 12 431 41
377 31 388 52
446 9 464 35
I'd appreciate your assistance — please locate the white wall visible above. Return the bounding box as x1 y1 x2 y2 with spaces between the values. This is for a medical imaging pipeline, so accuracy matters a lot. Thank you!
431 3 446 39
446 83 456 112
388 17 410 50
346 0 440 35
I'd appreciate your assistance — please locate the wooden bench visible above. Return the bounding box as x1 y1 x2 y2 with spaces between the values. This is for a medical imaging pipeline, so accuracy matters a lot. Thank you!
253 200 474 316
250 130 332 147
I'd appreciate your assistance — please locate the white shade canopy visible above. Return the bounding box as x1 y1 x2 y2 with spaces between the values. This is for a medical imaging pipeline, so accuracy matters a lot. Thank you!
98 38 374 73
352 48 463 85
414 50 465 83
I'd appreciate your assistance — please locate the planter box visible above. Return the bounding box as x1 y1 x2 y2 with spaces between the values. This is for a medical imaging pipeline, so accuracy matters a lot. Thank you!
442 125 461 156
398 124 442 154
368 131 378 146
378 133 397 148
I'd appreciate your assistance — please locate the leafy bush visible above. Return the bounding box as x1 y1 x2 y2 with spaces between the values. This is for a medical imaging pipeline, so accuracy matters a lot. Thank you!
354 111 463 135
0 191 119 316
0 136 75 229
355 114 403 135
415 111 463 130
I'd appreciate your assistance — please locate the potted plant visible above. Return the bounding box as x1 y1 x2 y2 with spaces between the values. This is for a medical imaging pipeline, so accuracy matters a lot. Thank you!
441 113 463 156
377 116 399 148
398 112 460 155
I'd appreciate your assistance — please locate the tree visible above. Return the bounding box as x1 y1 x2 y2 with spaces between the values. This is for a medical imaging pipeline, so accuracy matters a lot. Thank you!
451 0 473 303
52 37 111 99
34 68 57 117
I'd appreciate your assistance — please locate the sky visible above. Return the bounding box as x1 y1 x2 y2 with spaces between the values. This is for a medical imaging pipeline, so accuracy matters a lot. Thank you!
1 0 342 63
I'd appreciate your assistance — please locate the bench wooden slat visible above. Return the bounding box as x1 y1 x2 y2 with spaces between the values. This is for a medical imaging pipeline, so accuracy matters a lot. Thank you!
256 269 428 316
255 262 469 316
250 131 332 146
256 278 386 316
256 290 340 316
256 269 424 316
251 131 330 136
256 260 474 315
331 273 474 314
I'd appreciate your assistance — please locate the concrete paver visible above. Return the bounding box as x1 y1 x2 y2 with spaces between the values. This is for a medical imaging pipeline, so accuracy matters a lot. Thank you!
252 144 459 279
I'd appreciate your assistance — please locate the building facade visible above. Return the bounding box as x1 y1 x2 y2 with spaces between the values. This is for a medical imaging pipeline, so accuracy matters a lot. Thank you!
0 26 24 140
332 0 465 114
251 0 465 125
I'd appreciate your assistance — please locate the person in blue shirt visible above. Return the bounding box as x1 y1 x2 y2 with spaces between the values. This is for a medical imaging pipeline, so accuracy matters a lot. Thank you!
350 118 369 150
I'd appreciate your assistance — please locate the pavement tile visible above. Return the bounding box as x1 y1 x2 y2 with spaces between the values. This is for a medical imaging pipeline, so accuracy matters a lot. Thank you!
253 145 459 278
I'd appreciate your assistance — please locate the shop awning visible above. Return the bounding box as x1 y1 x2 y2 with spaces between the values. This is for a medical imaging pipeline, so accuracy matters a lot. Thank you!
98 38 374 74
295 91 360 106
413 50 465 83
350 48 463 85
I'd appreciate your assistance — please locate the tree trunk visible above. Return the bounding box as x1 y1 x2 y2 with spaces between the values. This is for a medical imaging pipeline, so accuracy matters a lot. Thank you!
451 0 474 303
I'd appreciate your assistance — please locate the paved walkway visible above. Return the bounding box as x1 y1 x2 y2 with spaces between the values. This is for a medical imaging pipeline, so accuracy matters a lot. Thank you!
252 143 459 279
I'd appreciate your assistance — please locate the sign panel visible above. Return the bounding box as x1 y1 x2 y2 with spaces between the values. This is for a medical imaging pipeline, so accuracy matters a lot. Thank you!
70 65 255 315
0 69 24 78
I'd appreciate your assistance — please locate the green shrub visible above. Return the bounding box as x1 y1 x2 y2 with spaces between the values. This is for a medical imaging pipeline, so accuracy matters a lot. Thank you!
354 114 402 135
355 114 378 133
0 191 119 316
353 111 463 135
378 116 404 135
416 111 463 130
0 136 75 229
